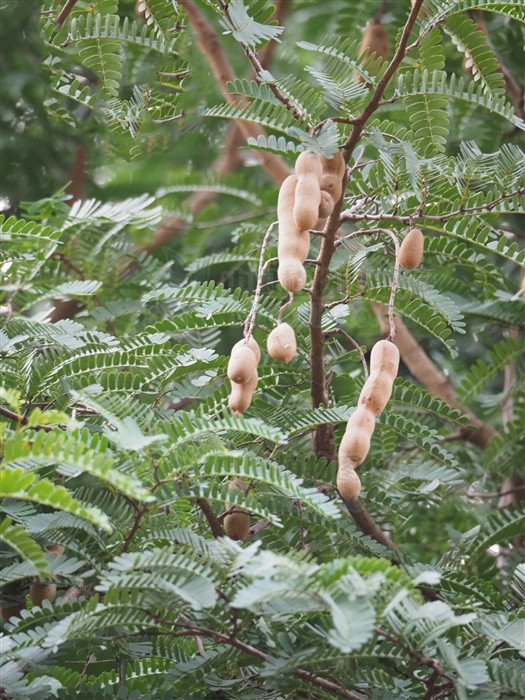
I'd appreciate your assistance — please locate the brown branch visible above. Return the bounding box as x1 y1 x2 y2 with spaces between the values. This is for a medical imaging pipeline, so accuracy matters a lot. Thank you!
374 309 497 449
0 405 56 432
195 498 223 538
178 0 291 185
121 506 149 553
55 0 78 27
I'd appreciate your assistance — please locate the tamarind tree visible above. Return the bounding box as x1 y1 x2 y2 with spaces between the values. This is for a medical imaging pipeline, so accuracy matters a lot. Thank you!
1 0 524 698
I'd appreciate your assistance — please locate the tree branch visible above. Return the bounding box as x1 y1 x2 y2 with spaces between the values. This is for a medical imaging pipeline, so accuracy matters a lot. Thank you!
195 498 223 538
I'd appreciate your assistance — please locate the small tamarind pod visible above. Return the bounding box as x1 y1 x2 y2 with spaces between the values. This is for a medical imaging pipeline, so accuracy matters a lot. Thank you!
358 371 394 416
370 340 400 381
233 336 261 364
228 371 258 416
318 190 335 219
337 466 361 502
29 583 57 607
278 258 307 293
224 478 250 541
47 544 65 557
354 23 390 83
320 153 346 204
227 346 258 384
293 151 322 230
399 228 424 269
267 323 297 363
338 427 372 468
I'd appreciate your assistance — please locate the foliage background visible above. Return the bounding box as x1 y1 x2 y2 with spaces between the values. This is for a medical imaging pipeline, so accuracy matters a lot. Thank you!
0 0 524 698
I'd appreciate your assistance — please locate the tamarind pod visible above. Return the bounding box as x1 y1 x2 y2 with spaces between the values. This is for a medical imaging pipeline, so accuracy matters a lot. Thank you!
338 427 372 468
1 604 25 622
337 465 361 502
228 370 258 416
346 405 376 435
224 478 250 541
233 336 261 364
278 229 311 263
293 151 322 230
369 340 400 381
320 153 346 204
47 544 65 557
135 0 147 19
29 583 57 607
358 371 394 416
318 190 335 219
354 23 390 83
278 258 307 293
227 346 258 384
267 322 297 363
399 228 424 269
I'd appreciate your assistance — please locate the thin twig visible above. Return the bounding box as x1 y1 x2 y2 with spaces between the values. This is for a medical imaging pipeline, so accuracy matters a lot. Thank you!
324 328 369 380
195 498 223 538
244 223 278 339
55 0 78 27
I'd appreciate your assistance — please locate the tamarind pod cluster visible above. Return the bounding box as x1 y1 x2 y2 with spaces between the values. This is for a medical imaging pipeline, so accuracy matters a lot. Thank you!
228 337 260 415
293 151 322 230
337 340 399 501
267 322 297 363
399 228 424 269
277 174 311 292
224 477 251 541
354 22 390 83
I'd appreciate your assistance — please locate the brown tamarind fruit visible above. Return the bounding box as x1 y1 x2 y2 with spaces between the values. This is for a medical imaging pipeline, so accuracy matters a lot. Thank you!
338 428 372 469
278 175 310 262
1 603 25 623
336 466 362 502
320 153 346 205
355 23 390 83
224 478 250 541
293 151 322 230
29 583 57 607
278 258 307 293
227 345 258 384
229 370 258 416
399 228 424 269
267 323 297 363
347 405 376 434
318 190 335 219
358 371 395 416
370 339 400 380
233 336 261 364
135 0 147 19
47 543 65 557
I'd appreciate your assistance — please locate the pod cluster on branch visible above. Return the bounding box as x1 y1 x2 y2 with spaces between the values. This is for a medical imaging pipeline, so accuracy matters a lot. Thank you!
337 340 399 501
228 336 260 415
224 477 251 541
276 151 346 293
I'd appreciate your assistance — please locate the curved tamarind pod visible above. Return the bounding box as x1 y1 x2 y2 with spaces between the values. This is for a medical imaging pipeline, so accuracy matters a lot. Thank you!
293 151 322 230
228 371 258 416
29 583 57 607
279 229 311 263
224 478 250 541
233 336 261 364
227 346 258 384
358 371 394 416
278 258 307 292
320 153 346 204
337 465 361 501
370 340 400 381
346 405 376 435
338 427 372 468
399 228 424 269
355 23 390 83
267 323 297 363
318 190 335 219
